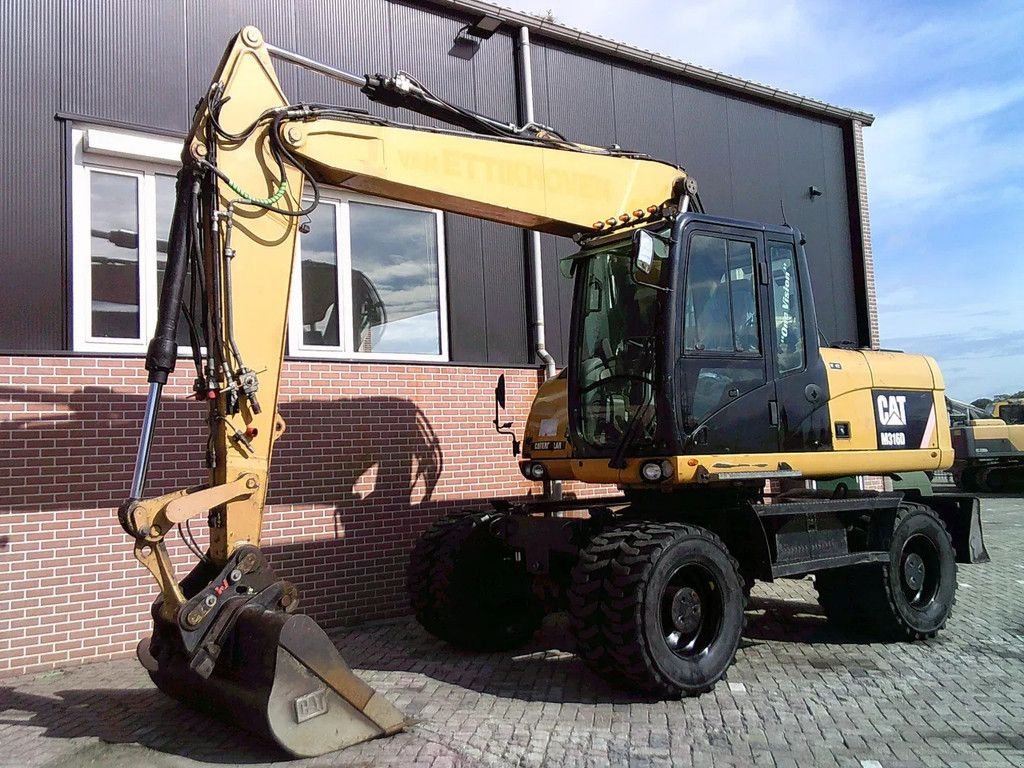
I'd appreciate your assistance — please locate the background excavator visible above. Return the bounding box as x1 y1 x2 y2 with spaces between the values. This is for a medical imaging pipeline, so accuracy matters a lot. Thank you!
120 27 988 758
949 397 1024 491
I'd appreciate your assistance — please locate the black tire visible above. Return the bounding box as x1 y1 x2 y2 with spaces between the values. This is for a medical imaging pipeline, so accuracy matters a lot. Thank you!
983 467 1007 492
955 467 978 492
974 468 992 492
569 523 746 697
407 512 543 651
814 567 862 629
815 503 957 640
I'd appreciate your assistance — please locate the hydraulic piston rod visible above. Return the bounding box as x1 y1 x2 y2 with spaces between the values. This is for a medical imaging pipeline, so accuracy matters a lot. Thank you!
265 43 366 88
129 381 163 500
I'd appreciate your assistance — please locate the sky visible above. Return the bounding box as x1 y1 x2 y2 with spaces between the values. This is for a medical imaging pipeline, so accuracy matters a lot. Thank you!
503 0 1024 401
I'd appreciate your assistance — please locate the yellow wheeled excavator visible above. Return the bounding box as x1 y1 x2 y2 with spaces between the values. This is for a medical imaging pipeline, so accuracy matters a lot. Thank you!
120 26 988 758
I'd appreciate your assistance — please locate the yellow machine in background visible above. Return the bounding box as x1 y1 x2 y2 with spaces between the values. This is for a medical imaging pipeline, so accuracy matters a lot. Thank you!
950 397 1024 491
120 27 987 757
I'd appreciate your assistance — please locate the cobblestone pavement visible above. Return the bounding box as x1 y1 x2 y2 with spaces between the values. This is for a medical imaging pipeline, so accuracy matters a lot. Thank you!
3 492 1023 768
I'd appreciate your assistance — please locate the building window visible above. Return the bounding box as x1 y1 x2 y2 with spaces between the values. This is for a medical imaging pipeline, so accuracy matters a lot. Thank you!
288 194 448 360
71 125 448 362
71 126 183 353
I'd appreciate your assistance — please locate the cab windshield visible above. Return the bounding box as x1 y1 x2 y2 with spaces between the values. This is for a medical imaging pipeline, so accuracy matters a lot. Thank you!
572 230 669 452
998 403 1024 425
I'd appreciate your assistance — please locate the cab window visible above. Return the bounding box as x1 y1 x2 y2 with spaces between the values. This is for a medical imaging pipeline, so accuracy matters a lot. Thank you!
683 235 759 354
769 242 805 374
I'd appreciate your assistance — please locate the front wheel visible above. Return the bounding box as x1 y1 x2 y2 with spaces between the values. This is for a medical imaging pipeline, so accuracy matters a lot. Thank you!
569 523 746 697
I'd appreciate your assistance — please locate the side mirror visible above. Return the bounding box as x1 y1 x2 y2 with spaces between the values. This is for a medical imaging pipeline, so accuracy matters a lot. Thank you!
633 229 655 274
631 229 671 291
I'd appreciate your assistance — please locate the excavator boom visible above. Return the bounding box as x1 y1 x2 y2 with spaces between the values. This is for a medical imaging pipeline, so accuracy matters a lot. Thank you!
120 27 692 757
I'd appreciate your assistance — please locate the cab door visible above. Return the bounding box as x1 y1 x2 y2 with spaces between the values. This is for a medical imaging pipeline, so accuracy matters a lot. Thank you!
675 224 775 454
765 237 832 451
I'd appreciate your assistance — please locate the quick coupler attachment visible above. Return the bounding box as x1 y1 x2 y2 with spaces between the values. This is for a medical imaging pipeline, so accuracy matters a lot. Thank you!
137 546 406 757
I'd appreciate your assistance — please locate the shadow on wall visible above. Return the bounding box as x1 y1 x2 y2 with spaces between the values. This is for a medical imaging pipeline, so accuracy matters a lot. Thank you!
0 384 501 626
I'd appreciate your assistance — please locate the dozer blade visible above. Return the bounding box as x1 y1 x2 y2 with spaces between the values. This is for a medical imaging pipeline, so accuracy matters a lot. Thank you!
139 606 406 757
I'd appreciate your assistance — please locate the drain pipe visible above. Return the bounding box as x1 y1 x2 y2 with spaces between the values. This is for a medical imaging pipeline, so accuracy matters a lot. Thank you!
518 25 557 382
518 25 561 501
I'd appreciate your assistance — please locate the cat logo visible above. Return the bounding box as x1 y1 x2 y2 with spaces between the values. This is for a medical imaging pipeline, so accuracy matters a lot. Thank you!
876 394 908 427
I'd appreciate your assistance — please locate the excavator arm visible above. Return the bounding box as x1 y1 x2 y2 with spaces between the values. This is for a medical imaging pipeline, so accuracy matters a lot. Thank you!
119 26 690 756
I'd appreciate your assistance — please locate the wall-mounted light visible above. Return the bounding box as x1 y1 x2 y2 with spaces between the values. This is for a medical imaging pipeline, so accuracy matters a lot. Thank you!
449 14 502 60
809 185 823 199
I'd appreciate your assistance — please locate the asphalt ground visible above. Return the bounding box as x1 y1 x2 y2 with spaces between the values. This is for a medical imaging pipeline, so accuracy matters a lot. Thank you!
2 489 1022 768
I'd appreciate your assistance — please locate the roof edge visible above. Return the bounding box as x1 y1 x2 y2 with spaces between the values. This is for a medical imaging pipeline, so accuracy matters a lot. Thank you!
424 0 875 126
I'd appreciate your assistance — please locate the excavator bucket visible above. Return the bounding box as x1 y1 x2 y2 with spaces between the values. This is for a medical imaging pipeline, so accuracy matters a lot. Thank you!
136 549 405 757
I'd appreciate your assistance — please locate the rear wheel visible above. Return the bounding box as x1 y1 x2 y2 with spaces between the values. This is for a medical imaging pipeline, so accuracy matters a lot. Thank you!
569 523 745 697
816 504 956 640
407 512 543 651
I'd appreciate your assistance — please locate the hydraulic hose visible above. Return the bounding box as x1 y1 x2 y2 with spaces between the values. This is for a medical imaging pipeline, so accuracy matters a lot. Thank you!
145 169 193 385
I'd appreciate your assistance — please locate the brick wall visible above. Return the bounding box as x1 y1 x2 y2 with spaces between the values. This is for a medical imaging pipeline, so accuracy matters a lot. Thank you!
851 119 880 350
0 356 891 677
0 356 572 677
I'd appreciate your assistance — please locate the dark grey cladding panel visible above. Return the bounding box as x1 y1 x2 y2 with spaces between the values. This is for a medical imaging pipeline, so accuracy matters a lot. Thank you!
821 121 858 344
481 222 529 364
0 0 63 349
776 112 836 339
611 66 677 164
444 215 529 365
527 33 549 126
384 3 523 364
1 0 865 356
443 213 488 362
538 233 578 365
725 99 783 223
291 0 394 117
532 42 621 366
534 43 616 148
186 1 298 109
62 0 189 132
531 39 573 365
387 1 517 129
672 83 734 213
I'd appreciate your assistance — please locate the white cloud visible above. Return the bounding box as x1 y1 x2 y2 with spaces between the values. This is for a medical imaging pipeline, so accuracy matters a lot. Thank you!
863 82 1024 218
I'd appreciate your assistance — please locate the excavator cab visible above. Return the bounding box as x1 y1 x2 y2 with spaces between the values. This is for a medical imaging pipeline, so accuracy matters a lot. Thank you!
565 214 829 466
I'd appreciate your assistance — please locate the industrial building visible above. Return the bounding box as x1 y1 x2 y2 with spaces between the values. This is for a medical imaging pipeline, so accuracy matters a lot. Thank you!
0 0 876 676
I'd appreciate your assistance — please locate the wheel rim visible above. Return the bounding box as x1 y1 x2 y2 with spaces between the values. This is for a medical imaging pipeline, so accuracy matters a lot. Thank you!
899 533 941 609
660 563 724 658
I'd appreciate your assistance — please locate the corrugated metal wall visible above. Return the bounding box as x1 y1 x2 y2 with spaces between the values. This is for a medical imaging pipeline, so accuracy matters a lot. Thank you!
0 1 64 351
531 40 862 362
0 0 864 361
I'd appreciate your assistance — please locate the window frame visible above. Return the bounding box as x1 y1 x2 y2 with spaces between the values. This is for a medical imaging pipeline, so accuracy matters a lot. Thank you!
71 125 450 363
71 125 182 354
287 189 449 363
680 229 763 360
